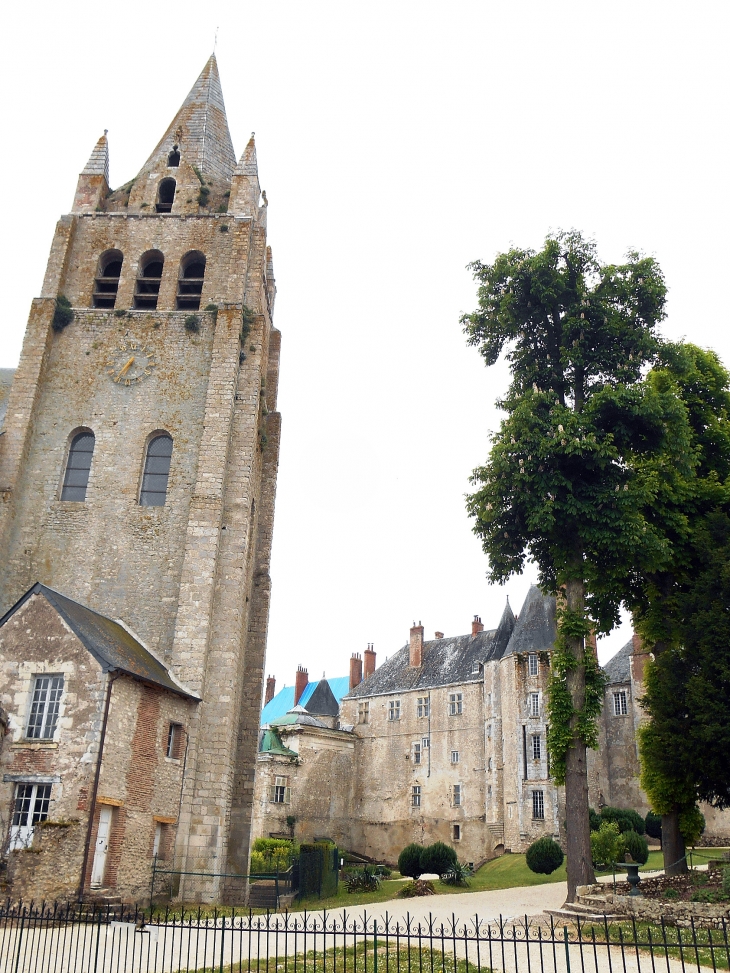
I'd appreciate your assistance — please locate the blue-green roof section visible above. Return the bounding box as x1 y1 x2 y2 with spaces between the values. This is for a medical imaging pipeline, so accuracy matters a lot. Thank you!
261 676 350 726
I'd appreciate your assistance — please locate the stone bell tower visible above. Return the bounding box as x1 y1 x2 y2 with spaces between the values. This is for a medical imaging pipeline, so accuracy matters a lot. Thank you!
0 56 281 899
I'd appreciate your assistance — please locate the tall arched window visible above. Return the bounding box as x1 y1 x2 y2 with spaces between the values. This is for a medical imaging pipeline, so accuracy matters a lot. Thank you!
61 431 95 501
134 250 164 310
176 251 206 311
156 178 176 213
92 250 123 309
140 434 173 506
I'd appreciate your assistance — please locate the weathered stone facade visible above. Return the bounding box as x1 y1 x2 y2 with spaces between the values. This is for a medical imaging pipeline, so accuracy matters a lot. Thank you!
255 589 730 866
0 55 281 902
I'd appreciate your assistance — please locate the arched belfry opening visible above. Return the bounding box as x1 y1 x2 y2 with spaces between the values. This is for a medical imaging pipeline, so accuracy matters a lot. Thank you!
134 250 165 310
156 178 176 213
167 145 181 167
176 251 206 310
92 250 123 309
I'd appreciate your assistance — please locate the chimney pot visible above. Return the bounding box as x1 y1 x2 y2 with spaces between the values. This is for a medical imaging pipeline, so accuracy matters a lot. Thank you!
410 622 424 667
265 674 276 705
364 644 376 679
294 666 309 706
349 652 363 691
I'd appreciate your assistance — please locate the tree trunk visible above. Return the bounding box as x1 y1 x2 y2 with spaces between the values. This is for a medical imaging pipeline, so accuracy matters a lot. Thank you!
662 807 688 875
563 574 597 903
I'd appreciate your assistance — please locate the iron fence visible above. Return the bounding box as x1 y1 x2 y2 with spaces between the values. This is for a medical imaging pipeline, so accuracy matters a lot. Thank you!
1 901 729 973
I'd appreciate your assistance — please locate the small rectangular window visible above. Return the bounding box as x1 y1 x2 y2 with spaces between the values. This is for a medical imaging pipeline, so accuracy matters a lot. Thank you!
452 784 462 807
271 776 291 804
422 736 430 749
358 701 370 724
452 823 461 841
613 691 628 716
532 734 541 760
388 700 401 721
411 785 421 808
528 653 539 676
532 790 545 819
166 723 184 759
448 692 463 716
451 750 459 764
529 692 540 717
416 697 430 718
26 676 64 740
413 742 422 764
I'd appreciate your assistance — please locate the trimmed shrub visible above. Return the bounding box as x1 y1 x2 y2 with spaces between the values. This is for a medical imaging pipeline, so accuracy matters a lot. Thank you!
398 843 423 879
600 806 645 835
590 820 624 868
526 837 564 875
622 829 649 865
589 808 602 832
398 879 436 898
420 841 457 876
645 811 662 842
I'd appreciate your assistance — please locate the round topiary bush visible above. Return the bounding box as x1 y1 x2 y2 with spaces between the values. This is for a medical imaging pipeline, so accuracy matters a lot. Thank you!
645 811 662 842
397 843 424 879
420 841 458 876
622 829 649 865
600 806 645 835
526 836 564 875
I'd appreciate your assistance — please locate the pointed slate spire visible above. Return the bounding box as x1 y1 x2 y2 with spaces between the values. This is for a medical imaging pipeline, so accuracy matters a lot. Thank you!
140 55 236 181
239 132 258 176
494 598 517 657
73 131 110 213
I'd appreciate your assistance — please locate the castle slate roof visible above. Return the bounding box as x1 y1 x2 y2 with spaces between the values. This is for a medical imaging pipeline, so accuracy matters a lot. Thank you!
346 601 517 699
0 368 15 434
502 586 557 656
0 583 198 700
603 639 633 684
260 676 350 726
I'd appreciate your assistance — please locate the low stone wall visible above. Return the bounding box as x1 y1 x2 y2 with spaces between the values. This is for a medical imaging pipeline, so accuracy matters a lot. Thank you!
5 820 84 903
578 884 730 927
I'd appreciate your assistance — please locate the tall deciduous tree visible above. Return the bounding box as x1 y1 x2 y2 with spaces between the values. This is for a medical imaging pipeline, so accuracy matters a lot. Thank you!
462 231 691 902
630 345 730 873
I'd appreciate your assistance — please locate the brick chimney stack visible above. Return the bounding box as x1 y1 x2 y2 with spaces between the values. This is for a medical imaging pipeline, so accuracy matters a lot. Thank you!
294 665 308 706
265 675 276 705
471 615 484 638
630 630 650 684
350 652 363 691
435 631 444 640
364 644 376 679
410 621 424 668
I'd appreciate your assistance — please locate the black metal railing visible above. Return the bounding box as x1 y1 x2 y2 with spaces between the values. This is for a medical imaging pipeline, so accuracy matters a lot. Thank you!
1 902 729 973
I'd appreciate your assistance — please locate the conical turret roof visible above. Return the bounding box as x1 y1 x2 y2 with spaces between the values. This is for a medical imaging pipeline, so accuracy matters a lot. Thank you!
139 55 236 181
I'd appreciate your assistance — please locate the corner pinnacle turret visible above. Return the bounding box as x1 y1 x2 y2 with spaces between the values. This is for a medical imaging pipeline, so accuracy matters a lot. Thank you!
72 131 110 212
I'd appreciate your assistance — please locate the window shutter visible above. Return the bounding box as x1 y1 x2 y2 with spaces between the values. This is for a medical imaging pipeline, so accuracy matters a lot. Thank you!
284 787 291 805
268 785 276 803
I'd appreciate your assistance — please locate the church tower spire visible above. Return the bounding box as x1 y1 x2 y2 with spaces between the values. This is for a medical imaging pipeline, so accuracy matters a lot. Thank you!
139 54 236 181
126 55 237 216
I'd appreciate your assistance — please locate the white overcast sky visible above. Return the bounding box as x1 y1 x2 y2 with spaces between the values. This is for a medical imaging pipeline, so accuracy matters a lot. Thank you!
2 1 729 690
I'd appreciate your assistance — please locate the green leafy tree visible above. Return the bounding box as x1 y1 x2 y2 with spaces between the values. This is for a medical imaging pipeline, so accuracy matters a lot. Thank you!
462 231 690 901
627 345 730 872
